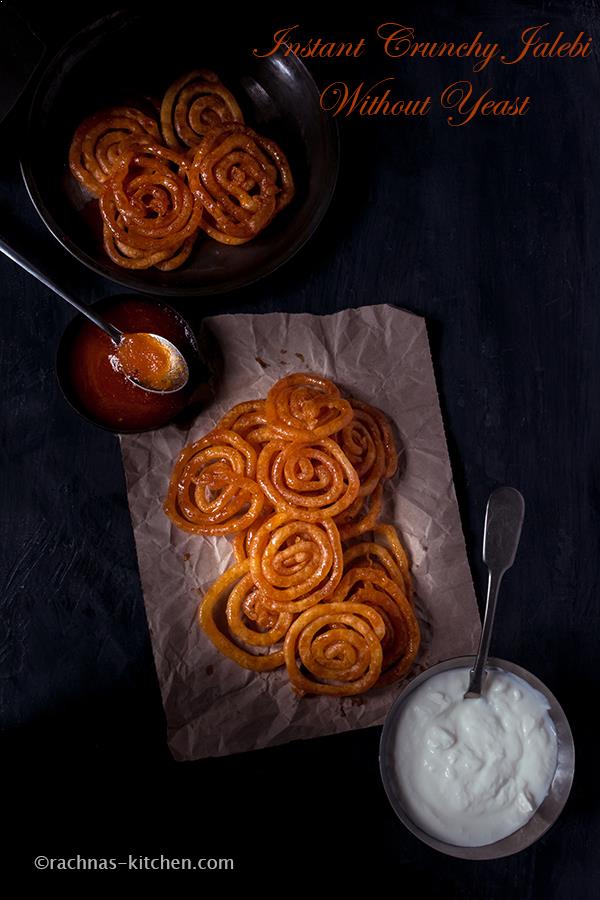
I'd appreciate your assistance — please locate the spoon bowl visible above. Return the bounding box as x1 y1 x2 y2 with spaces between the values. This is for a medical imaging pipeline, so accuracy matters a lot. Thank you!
112 331 190 395
0 235 190 396
56 294 203 433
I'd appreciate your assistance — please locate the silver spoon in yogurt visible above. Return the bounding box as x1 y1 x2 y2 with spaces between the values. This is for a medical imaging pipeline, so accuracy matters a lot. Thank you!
464 486 525 698
0 236 189 394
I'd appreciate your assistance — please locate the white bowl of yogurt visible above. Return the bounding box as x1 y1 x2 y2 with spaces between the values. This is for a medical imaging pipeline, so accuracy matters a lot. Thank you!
379 656 574 859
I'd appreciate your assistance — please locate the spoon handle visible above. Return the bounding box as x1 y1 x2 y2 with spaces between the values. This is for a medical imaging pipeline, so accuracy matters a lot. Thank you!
0 236 123 344
465 487 525 697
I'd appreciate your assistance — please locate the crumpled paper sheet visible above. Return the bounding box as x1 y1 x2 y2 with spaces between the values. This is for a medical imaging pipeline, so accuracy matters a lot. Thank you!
120 304 481 761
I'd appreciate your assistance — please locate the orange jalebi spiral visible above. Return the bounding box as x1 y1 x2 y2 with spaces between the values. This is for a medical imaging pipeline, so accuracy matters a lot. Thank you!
69 106 160 197
200 561 287 670
218 400 273 450
333 567 419 684
343 541 408 594
249 512 343 612
226 569 293 647
257 438 359 520
103 231 197 271
336 400 391 497
371 524 412 595
164 430 264 535
265 373 353 441
100 142 202 270
160 70 244 150
335 481 384 540
231 507 274 563
283 602 385 696
351 399 398 478
187 123 294 245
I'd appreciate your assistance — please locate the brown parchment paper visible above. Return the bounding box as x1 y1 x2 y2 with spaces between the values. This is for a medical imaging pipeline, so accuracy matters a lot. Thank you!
120 304 481 761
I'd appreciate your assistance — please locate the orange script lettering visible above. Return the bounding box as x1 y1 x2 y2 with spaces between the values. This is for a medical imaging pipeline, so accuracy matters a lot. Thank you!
320 79 432 117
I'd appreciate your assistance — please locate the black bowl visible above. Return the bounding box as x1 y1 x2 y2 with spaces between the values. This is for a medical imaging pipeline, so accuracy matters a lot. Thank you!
56 295 206 433
21 11 338 297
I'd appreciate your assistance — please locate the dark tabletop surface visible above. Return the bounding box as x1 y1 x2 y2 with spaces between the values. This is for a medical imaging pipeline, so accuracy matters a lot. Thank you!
2 0 599 891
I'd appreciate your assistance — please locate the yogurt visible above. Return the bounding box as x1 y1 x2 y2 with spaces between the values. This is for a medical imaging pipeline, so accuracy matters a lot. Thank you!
393 667 558 847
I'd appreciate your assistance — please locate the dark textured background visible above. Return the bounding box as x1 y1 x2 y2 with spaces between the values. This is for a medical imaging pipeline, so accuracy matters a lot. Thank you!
1 1 599 891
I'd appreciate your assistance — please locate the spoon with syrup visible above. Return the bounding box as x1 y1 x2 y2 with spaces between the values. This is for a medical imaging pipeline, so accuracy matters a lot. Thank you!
0 236 189 394
464 486 525 698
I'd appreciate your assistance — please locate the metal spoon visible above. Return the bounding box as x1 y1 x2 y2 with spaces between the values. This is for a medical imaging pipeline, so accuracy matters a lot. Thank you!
464 486 525 698
0 236 189 394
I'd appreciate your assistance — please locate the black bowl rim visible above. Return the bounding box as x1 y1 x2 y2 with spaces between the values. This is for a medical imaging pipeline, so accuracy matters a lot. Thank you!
20 9 339 298
56 294 203 434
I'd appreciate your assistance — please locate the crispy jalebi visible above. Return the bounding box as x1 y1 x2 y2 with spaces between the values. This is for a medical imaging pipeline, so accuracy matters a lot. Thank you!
160 69 243 150
200 561 286 670
372 523 412 595
164 430 264 535
100 142 202 270
283 602 385 696
226 568 293 647
188 123 294 245
265 373 353 441
69 106 160 197
351 399 398 478
337 400 392 497
333 567 419 684
335 481 384 540
231 508 274 563
343 541 408 593
257 437 359 520
249 512 343 612
218 400 273 450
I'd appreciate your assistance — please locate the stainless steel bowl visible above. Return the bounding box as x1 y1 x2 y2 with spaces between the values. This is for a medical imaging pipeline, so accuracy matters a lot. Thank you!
379 655 575 860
